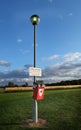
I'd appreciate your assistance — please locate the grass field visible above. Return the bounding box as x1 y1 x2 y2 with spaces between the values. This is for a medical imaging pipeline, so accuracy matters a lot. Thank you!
0 88 81 130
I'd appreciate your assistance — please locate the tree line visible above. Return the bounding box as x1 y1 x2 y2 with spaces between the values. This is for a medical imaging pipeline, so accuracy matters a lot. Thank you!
45 79 81 86
2 82 29 88
1 79 81 88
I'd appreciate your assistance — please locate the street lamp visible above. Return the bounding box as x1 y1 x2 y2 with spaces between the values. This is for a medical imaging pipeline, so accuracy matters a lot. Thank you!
30 14 40 123
30 15 40 25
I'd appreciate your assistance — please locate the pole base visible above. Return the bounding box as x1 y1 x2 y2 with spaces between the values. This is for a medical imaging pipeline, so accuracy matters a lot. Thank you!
20 118 47 128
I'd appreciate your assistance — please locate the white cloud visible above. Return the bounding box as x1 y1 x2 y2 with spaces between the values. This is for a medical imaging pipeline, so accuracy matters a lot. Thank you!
24 64 33 69
0 60 10 67
41 52 81 83
42 62 81 83
19 49 30 55
42 54 59 61
48 0 53 3
64 52 81 63
0 68 30 86
68 13 73 16
17 38 23 43
1 52 81 85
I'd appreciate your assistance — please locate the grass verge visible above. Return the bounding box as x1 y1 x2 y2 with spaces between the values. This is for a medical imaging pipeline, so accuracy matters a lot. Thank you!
0 89 81 129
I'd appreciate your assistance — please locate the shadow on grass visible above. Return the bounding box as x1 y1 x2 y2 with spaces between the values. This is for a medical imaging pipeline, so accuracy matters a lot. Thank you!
0 123 19 126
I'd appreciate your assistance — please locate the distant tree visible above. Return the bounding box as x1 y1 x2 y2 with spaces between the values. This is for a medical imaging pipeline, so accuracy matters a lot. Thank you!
14 84 18 87
8 82 15 87
36 80 44 85
22 82 28 87
25 82 28 86
45 78 81 86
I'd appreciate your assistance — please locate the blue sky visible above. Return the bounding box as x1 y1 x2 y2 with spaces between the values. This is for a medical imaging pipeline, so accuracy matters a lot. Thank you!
0 0 81 85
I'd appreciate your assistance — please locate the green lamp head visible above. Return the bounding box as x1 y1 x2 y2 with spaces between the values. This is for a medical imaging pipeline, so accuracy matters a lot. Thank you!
30 15 40 25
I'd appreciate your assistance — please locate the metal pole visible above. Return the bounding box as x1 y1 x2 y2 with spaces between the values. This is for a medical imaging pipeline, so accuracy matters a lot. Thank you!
34 25 36 82
33 24 38 123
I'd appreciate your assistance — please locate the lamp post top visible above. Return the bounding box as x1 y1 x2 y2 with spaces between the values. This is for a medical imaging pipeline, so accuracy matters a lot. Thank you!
30 14 40 25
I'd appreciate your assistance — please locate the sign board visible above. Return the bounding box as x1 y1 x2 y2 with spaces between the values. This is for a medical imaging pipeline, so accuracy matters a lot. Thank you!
29 67 42 76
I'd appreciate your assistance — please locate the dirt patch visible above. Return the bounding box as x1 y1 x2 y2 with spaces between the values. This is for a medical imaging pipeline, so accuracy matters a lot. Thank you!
20 118 47 128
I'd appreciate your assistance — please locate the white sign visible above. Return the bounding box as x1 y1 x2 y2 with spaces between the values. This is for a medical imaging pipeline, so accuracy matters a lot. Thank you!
39 89 44 96
29 67 42 76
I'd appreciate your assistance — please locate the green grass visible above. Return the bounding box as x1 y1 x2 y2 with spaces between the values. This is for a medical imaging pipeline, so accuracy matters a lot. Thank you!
0 89 81 130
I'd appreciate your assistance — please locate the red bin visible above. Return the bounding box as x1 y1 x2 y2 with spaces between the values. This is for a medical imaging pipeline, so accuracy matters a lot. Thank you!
33 85 45 100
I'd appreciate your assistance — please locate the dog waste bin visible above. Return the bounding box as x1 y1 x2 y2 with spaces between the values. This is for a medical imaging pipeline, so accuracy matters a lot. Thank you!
33 83 45 100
